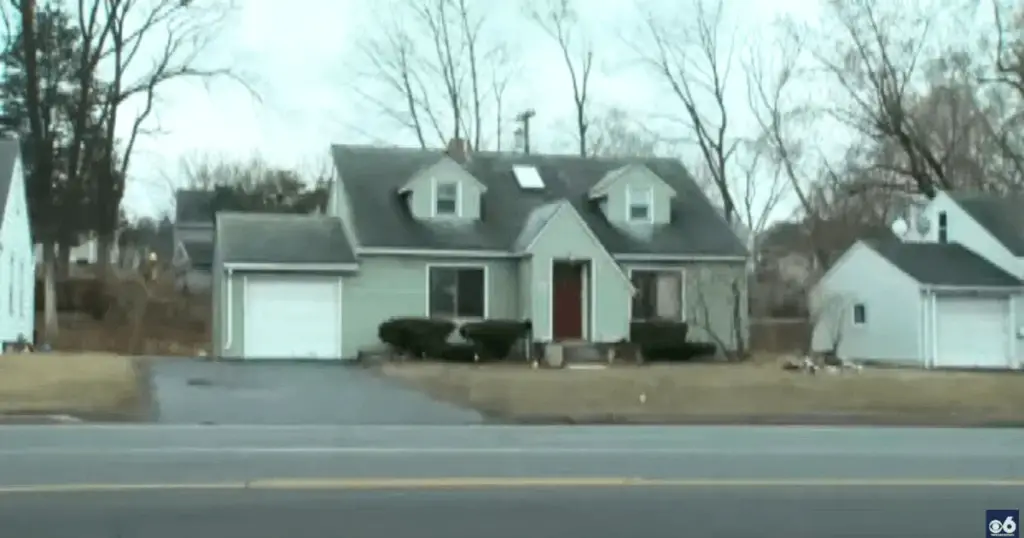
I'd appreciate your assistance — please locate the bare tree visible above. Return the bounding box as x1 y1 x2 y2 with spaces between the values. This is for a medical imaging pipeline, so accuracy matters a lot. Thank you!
588 107 662 157
629 0 740 223
14 0 61 342
526 0 593 156
805 0 974 197
354 0 512 149
89 0 256 272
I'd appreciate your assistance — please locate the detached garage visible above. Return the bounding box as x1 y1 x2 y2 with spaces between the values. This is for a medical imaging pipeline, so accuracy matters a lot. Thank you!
212 213 358 360
812 238 1023 369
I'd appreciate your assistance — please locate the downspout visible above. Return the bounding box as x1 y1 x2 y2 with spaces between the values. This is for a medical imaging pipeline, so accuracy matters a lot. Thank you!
929 291 938 369
223 268 234 350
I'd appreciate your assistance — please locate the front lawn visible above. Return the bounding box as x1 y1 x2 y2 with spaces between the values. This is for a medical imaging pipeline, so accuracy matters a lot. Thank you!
378 361 1024 425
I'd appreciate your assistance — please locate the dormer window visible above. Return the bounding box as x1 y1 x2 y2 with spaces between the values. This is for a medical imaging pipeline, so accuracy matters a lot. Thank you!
433 180 460 217
627 185 654 223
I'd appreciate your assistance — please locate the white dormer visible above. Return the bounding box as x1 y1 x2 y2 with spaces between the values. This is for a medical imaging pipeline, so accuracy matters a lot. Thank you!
397 157 486 221
893 190 1022 279
588 163 676 225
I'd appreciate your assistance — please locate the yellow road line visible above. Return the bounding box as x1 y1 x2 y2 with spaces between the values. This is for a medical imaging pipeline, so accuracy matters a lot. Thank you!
2 477 1024 494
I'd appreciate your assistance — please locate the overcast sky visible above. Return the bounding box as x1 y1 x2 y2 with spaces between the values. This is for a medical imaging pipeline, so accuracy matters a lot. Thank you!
119 0 823 219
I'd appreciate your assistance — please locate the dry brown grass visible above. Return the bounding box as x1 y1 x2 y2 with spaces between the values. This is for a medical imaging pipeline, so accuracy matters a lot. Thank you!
379 361 1024 424
0 353 145 418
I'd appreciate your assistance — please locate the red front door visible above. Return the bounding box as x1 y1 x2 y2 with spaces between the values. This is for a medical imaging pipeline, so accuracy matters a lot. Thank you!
552 262 583 340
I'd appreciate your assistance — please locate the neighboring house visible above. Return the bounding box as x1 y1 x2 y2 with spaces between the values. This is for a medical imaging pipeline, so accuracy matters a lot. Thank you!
0 140 36 345
34 233 118 272
811 190 1024 369
211 141 749 360
173 189 215 292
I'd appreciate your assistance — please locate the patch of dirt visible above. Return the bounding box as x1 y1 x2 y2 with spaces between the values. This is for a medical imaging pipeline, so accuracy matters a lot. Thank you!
378 361 1024 426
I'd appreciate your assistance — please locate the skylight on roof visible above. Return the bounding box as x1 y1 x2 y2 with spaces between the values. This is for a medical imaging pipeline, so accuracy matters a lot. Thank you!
512 165 545 190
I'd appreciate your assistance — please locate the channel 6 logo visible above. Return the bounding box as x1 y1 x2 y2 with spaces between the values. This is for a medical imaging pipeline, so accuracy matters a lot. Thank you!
988 510 1019 538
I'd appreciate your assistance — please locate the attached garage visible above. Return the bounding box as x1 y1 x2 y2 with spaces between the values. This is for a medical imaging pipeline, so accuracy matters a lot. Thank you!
934 296 1012 368
242 276 343 359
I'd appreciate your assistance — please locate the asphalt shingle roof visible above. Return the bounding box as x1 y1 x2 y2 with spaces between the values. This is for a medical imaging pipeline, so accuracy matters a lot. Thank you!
181 240 213 268
331 145 747 257
866 239 1021 287
951 193 1024 256
0 139 20 223
216 212 356 265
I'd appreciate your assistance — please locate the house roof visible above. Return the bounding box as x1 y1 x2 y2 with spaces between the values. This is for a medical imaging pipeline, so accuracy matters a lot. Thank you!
175 189 215 224
181 240 213 268
951 193 1024 256
0 139 20 224
865 239 1022 287
216 212 356 265
331 145 747 258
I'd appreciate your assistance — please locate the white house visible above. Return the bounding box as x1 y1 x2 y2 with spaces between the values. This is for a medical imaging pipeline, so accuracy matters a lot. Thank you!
0 140 36 346
811 190 1024 369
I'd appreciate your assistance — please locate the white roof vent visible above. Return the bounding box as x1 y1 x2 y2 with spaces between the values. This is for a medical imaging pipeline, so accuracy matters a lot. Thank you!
512 165 544 190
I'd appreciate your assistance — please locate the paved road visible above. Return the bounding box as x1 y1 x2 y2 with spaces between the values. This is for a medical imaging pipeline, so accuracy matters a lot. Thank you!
2 486 1021 538
148 359 481 424
1 425 1021 536
0 424 1022 486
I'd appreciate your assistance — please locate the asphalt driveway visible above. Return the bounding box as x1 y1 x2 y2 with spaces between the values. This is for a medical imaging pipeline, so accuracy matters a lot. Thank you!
148 359 482 425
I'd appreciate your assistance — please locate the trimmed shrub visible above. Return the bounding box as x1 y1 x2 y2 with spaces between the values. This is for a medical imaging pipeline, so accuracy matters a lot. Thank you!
643 342 719 363
629 320 688 345
378 317 456 358
459 319 532 360
630 320 695 362
435 342 478 363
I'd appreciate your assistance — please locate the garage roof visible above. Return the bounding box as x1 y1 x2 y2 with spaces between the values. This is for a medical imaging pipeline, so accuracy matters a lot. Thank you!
866 240 1022 287
216 212 357 265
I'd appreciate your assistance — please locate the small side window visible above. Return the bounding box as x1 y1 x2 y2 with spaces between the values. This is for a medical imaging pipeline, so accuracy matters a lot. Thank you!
853 303 867 325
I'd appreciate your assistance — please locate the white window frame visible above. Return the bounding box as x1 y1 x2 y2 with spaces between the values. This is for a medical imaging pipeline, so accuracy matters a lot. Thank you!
431 178 462 217
627 267 686 321
625 185 654 223
425 263 488 319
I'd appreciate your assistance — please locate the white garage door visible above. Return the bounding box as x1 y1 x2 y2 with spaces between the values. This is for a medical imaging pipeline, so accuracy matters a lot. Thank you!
935 296 1009 368
243 277 342 359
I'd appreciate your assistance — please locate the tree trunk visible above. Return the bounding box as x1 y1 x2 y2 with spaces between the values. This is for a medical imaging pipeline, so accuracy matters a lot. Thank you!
57 242 70 279
42 241 58 345
97 233 113 277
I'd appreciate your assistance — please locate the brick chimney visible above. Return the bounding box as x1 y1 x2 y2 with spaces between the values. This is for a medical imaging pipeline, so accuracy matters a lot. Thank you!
446 137 471 164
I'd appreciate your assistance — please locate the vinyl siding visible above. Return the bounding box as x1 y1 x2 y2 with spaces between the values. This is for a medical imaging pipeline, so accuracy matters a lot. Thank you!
810 243 923 364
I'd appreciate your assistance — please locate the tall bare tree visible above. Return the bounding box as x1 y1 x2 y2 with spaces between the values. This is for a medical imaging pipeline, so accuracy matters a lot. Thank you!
14 0 60 341
629 0 741 223
526 0 593 156
354 0 512 150
88 0 255 271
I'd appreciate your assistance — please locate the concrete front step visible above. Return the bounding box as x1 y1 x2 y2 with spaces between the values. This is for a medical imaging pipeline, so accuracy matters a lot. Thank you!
544 341 608 365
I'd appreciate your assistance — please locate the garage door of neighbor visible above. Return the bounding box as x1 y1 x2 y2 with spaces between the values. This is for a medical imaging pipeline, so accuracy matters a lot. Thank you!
935 296 1009 368
243 277 342 360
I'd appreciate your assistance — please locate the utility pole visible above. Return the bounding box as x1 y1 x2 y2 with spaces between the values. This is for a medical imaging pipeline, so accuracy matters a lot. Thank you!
515 109 536 155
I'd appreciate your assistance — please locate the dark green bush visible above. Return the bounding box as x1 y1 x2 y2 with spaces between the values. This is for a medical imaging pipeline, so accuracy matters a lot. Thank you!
378 317 456 358
629 320 688 346
434 342 478 363
643 342 719 362
459 319 532 360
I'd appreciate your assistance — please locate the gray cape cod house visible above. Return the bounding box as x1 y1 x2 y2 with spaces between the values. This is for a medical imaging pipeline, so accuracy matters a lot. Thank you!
211 141 748 360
